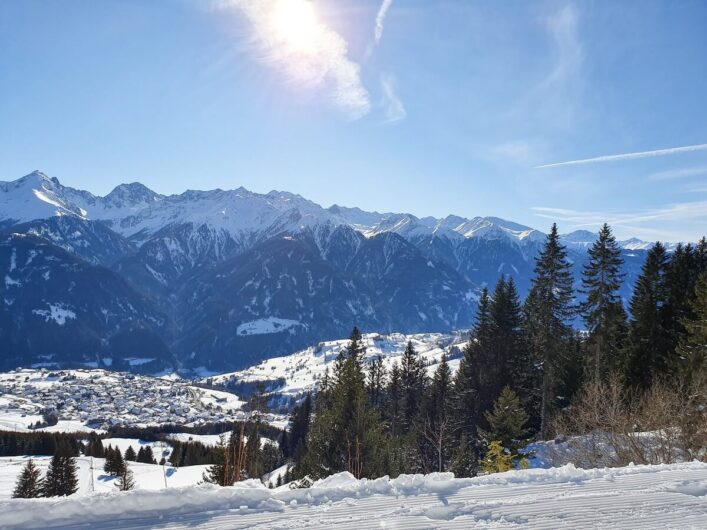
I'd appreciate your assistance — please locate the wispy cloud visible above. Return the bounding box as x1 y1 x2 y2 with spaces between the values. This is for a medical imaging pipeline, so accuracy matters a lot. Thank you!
532 201 707 241
374 0 394 45
543 4 583 89
535 143 707 169
216 0 370 119
379 73 406 124
365 0 394 59
647 165 707 181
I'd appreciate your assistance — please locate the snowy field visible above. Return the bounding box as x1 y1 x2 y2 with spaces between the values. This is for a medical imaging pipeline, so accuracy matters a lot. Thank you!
205 332 468 399
1 462 706 529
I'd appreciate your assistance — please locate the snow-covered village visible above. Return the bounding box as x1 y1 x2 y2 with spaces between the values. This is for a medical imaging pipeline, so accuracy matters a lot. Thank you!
1 1 707 528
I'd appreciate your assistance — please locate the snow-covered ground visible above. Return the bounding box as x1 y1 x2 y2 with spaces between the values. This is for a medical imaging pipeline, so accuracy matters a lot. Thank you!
204 331 468 400
1 462 705 529
0 456 208 501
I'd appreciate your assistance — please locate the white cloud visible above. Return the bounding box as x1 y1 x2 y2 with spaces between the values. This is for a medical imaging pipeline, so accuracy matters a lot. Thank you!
216 0 370 119
543 4 583 88
379 73 406 124
532 201 707 242
535 143 707 169
647 165 707 181
374 0 394 45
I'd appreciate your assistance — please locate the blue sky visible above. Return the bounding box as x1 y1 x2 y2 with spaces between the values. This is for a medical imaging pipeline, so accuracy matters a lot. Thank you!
1 0 706 242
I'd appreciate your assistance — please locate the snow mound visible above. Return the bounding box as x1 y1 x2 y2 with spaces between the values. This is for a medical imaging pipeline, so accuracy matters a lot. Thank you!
2 462 706 529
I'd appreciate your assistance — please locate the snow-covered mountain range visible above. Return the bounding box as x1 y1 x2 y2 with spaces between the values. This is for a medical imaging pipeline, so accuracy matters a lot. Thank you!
0 171 661 372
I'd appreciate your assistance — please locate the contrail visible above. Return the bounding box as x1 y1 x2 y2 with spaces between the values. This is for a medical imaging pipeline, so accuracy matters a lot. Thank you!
534 143 707 169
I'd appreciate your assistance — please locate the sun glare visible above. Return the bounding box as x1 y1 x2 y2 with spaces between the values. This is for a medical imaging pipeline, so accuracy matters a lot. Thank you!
270 0 320 54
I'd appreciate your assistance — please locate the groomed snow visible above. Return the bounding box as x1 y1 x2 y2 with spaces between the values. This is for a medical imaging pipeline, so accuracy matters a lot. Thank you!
1 462 705 529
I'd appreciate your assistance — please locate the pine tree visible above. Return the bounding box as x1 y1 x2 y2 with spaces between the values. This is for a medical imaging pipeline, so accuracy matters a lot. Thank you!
103 446 123 476
43 445 78 497
479 387 530 465
422 353 453 472
581 224 628 384
387 361 402 438
367 354 387 410
12 459 43 498
625 242 670 389
524 223 575 438
116 462 135 491
304 327 386 479
400 341 426 433
481 441 513 474
450 434 475 478
124 445 136 462
452 288 492 474
676 271 707 380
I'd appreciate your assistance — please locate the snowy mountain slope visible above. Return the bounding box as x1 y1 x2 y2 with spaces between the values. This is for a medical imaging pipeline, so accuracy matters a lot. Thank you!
0 171 674 372
176 230 476 370
202 331 468 403
7 217 136 267
0 234 173 371
2 462 706 529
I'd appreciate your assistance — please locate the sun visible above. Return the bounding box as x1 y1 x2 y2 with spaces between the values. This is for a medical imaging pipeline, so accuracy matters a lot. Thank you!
270 0 320 54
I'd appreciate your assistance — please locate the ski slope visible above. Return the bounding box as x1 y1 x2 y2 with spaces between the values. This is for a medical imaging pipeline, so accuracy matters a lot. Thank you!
1 462 706 529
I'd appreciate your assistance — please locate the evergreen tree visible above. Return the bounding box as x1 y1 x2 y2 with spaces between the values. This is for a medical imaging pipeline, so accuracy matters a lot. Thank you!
124 445 136 462
399 341 426 433
524 223 575 438
387 361 403 438
581 224 628 384
625 242 671 389
481 441 513 474
422 353 453 472
304 327 386 479
44 445 78 497
367 354 387 410
116 462 135 491
282 393 312 462
676 271 707 380
479 387 530 465
450 434 475 478
12 459 43 498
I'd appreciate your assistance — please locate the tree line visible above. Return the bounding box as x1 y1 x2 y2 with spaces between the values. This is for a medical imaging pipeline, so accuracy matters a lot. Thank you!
274 223 707 481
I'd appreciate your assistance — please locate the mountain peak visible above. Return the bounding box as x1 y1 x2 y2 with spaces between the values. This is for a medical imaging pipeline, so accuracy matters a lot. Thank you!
105 182 161 205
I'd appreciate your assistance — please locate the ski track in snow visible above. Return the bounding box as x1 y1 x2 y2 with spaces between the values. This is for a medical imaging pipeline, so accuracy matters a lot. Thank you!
1 462 706 529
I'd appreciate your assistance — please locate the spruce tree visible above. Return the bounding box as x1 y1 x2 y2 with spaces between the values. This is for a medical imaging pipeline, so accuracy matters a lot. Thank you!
581 224 628 384
367 354 387 410
524 223 575 438
124 445 136 462
450 434 475 478
12 459 43 498
676 271 707 380
451 288 493 474
625 242 670 389
304 327 386 478
400 341 426 433
386 361 403 438
479 386 530 464
43 446 78 497
422 353 453 472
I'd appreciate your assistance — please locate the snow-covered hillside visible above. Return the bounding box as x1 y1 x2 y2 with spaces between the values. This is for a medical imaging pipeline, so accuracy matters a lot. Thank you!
1 461 705 529
203 331 468 401
0 369 269 431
